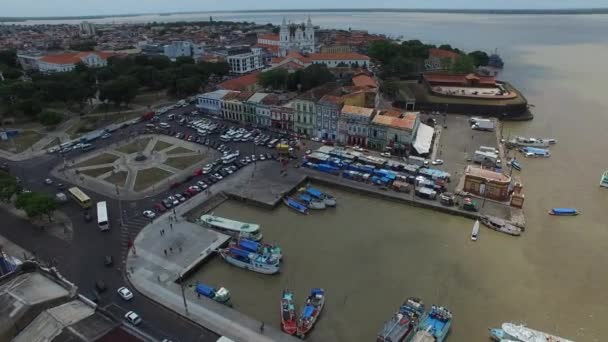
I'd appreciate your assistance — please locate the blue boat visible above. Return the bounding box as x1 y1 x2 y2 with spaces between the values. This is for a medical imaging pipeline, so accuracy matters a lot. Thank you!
520 146 550 158
510 159 522 171
218 247 280 274
231 238 282 260
297 193 326 210
297 288 325 338
415 305 452 342
377 297 425 342
306 187 337 207
195 283 231 304
549 208 580 216
283 197 309 215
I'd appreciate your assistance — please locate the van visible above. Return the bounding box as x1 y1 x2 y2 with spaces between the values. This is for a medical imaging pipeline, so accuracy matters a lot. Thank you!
479 146 499 155
159 122 170 129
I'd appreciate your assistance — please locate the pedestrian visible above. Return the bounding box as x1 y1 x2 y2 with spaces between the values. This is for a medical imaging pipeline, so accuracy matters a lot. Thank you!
260 322 265 333
160 229 163 236
179 246 182 253
157 275 161 282
170 223 173 230
164 249 167 256
170 247 173 253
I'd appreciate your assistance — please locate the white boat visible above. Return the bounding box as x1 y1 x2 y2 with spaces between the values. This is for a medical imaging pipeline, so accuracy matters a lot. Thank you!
199 214 262 241
509 137 556 147
600 170 608 188
494 322 574 342
471 220 480 241
218 247 280 274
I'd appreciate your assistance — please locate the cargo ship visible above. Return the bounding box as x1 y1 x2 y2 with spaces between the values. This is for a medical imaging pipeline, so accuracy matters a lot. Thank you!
489 322 573 342
377 297 425 342
199 214 262 241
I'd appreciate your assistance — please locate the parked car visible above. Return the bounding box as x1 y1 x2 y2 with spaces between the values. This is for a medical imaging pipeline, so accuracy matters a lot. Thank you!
431 159 444 165
44 178 53 185
154 203 167 212
380 152 392 158
188 185 201 194
174 194 186 202
124 311 141 325
161 199 173 209
196 181 208 189
213 173 223 180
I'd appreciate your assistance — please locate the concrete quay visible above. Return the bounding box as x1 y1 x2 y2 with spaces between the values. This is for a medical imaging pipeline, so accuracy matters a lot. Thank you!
126 161 300 342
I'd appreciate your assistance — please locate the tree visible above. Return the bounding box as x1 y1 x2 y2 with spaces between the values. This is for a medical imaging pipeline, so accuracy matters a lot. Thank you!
17 98 43 117
258 68 289 89
0 49 18 68
174 76 202 96
175 56 195 66
15 192 58 221
387 56 417 75
0 171 19 202
298 64 334 91
37 110 63 126
100 76 139 107
468 50 490 67
147 55 171 70
74 62 89 74
368 40 399 64
450 55 476 74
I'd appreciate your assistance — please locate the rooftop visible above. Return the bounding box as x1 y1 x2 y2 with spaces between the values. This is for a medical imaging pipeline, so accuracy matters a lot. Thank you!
341 105 375 117
423 73 497 86
428 48 460 60
198 89 233 100
352 74 378 88
309 52 370 61
319 95 344 106
465 166 511 183
258 33 279 41
218 71 260 91
39 51 114 64
372 112 418 130
247 92 270 104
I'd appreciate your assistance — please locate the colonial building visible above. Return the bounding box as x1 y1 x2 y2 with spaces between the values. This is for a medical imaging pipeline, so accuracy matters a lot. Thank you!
339 105 376 146
463 166 512 201
196 89 233 115
269 52 370 70
279 16 315 56
271 102 295 132
369 110 420 154
17 51 113 73
316 95 344 141
221 91 253 122
226 47 263 75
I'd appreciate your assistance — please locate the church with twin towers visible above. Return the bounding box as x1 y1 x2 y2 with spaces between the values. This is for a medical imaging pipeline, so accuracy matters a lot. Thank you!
278 16 316 56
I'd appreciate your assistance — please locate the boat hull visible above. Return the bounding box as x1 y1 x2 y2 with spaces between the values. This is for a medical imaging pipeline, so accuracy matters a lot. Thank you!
283 197 309 214
480 216 522 236
219 251 280 275
297 289 325 338
549 208 579 216
281 290 297 335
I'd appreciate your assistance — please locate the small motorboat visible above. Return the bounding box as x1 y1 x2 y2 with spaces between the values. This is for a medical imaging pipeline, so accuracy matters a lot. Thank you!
480 215 522 236
600 170 608 188
510 159 522 171
306 187 337 207
297 288 325 338
280 289 297 335
283 197 309 215
297 193 326 210
471 220 480 241
549 208 580 216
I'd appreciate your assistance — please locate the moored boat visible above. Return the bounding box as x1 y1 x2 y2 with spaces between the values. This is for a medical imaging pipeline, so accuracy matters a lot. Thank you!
480 215 522 236
297 288 325 338
306 187 337 207
471 220 480 241
297 193 326 210
377 297 425 342
519 147 550 158
416 305 452 342
280 289 297 335
218 247 280 274
230 238 282 260
490 322 574 342
548 208 579 216
509 136 555 147
283 197 309 215
600 170 608 188
199 214 263 241
510 159 522 171
195 283 231 304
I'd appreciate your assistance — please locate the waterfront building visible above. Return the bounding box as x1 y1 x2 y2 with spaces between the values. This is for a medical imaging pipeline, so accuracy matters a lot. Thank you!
196 89 233 115
316 95 344 141
339 105 376 146
163 41 204 61
271 102 295 132
424 48 460 71
221 91 253 122
369 110 420 154
226 46 264 74
17 51 113 73
463 166 512 201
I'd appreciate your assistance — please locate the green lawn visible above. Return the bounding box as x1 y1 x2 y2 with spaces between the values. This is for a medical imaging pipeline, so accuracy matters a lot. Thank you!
75 153 119 168
104 171 128 187
164 155 204 170
133 167 173 192
152 140 174 152
165 146 194 155
67 110 146 139
0 131 43 153
116 138 152 155
79 166 114 178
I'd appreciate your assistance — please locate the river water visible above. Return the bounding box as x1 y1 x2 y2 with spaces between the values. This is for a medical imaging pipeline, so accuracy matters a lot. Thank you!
17 11 608 341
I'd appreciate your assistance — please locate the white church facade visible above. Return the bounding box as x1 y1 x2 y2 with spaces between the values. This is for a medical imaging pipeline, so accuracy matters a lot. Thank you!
256 16 316 57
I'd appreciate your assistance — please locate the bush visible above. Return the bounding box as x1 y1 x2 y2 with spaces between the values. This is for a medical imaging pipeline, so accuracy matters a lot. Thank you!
38 111 63 126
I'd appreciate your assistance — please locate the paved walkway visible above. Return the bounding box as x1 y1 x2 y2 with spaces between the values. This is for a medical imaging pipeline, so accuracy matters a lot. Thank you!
0 118 77 161
126 162 300 342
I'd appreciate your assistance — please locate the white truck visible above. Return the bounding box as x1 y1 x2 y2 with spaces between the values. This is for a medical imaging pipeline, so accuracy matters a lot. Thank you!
473 150 500 166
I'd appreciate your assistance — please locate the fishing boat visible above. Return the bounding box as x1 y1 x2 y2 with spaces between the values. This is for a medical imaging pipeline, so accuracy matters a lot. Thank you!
510 159 522 171
283 197 309 215
195 283 231 304
600 170 608 188
519 147 550 158
230 238 282 260
218 247 280 274
548 208 580 216
297 193 326 210
489 322 574 342
306 187 337 207
199 214 262 241
509 137 556 147
377 297 425 342
480 215 522 236
415 305 452 342
471 220 480 241
280 289 297 335
297 288 325 338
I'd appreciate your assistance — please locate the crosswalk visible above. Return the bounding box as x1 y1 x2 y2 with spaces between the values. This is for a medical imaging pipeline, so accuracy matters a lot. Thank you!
120 215 152 265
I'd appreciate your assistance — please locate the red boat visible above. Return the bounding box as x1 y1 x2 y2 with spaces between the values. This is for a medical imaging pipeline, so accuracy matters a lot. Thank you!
281 289 297 335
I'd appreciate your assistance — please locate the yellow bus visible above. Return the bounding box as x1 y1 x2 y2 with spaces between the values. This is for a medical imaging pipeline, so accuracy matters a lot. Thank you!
67 187 92 209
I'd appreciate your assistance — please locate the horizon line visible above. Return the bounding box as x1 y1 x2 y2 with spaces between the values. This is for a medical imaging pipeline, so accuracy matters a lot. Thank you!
3 7 608 21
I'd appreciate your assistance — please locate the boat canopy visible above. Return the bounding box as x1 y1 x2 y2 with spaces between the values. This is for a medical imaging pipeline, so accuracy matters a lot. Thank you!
287 198 307 210
306 187 323 198
195 284 215 297
238 239 259 252
298 194 313 202
303 305 315 318
552 208 577 214
311 288 325 296
229 247 252 259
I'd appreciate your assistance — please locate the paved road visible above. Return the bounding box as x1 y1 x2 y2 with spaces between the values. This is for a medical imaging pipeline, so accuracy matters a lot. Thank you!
0 103 313 342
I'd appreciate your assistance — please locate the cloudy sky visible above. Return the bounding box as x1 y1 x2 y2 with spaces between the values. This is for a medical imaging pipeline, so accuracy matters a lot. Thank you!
4 0 608 17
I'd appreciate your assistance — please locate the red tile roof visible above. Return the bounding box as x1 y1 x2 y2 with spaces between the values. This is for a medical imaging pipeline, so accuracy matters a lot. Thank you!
258 34 279 41
308 52 370 61
270 57 286 64
254 44 279 53
39 51 113 65
319 95 344 105
218 71 261 91
372 112 418 130
423 73 497 86
428 48 460 60
352 74 377 88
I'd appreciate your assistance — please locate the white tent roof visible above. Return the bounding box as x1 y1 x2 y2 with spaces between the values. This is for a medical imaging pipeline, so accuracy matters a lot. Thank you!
413 123 434 155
